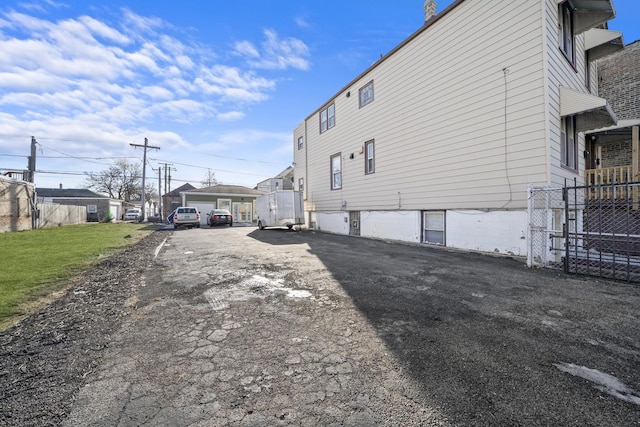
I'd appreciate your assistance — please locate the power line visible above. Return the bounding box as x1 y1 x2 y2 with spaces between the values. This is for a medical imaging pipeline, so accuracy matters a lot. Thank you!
149 158 268 177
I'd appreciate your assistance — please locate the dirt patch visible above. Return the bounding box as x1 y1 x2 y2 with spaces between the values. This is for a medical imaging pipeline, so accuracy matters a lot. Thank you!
0 231 167 427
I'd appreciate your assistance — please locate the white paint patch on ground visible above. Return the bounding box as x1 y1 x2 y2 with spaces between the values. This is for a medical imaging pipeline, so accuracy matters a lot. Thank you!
287 289 312 298
154 238 167 258
204 274 312 311
554 362 640 406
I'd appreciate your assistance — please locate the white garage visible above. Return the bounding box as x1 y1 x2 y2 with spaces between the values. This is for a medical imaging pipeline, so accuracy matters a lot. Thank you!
186 202 214 226
181 185 266 226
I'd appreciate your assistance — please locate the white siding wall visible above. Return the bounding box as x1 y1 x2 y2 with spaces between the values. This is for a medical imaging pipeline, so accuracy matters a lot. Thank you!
299 0 549 214
544 0 592 188
294 0 605 256
446 210 528 256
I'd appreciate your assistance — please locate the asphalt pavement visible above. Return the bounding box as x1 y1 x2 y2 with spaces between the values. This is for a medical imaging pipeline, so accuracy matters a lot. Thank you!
62 226 640 426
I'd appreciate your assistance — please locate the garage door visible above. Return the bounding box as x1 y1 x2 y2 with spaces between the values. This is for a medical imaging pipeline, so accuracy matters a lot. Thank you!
187 202 215 226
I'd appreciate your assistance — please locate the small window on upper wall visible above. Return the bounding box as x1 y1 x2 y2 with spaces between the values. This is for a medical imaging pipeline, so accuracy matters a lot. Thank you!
559 1 575 66
297 136 304 150
364 140 375 174
320 103 335 134
359 80 374 108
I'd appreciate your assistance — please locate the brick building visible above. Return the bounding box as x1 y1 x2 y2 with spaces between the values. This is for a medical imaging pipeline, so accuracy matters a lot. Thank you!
585 41 640 177
598 40 640 121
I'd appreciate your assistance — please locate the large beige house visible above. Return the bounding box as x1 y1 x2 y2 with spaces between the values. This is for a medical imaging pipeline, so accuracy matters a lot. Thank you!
293 0 624 257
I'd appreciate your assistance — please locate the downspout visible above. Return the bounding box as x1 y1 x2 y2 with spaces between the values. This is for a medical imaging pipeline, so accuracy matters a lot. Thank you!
304 117 309 226
541 0 552 186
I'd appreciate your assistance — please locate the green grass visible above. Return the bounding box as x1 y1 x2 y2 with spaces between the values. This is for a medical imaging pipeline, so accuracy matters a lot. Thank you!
0 223 154 329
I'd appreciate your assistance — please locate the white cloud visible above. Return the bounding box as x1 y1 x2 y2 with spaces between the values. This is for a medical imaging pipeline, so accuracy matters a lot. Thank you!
121 8 164 34
194 65 274 102
0 6 308 188
217 111 244 121
234 40 259 58
294 16 310 29
78 15 129 44
235 29 310 71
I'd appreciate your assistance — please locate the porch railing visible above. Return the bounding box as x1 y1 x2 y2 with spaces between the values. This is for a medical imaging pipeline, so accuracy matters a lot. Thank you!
585 166 639 201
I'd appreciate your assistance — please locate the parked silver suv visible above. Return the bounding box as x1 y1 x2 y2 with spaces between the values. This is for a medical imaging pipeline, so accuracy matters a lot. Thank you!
172 207 200 229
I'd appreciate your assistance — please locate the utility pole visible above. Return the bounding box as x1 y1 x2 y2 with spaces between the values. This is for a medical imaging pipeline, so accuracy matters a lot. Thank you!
130 138 160 222
162 163 174 196
165 164 176 194
28 136 38 229
154 167 162 219
27 136 37 182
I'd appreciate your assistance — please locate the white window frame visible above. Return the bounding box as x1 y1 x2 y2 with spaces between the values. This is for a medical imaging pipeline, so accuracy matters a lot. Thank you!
327 104 335 129
561 116 577 170
359 80 374 108
364 140 375 174
297 136 304 150
331 153 342 190
217 199 231 211
423 211 445 245
559 1 575 66
320 103 335 133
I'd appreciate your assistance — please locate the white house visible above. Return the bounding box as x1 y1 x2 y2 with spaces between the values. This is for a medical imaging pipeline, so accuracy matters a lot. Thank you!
293 0 622 258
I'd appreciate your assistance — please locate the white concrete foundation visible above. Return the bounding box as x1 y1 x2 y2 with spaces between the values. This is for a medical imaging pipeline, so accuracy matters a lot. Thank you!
312 209 529 257
446 210 528 256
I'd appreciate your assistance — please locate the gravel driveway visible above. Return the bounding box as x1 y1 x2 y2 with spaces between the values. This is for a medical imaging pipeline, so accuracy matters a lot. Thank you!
2 227 640 426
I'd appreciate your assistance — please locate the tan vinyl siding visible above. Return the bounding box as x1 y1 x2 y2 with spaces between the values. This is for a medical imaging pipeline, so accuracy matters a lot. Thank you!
303 0 549 212
544 0 591 188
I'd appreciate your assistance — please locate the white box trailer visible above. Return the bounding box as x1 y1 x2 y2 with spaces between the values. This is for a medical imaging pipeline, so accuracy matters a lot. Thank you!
256 190 304 230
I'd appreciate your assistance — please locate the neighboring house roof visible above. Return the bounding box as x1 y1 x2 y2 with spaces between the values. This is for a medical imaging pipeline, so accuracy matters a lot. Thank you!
186 184 265 196
37 188 109 198
274 166 294 179
163 183 196 197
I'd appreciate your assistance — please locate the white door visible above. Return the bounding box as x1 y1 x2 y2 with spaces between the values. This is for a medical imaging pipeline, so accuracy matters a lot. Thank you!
232 202 253 223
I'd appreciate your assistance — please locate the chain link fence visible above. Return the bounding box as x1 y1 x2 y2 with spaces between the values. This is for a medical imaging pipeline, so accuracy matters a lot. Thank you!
528 182 640 282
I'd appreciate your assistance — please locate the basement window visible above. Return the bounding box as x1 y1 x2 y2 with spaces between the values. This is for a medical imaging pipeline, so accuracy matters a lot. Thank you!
423 211 445 245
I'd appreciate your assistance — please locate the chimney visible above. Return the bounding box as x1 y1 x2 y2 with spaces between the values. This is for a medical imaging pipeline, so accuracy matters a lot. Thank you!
424 0 437 22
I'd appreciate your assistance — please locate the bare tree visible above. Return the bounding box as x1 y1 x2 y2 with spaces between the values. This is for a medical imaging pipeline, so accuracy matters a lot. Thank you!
201 169 219 187
85 160 142 201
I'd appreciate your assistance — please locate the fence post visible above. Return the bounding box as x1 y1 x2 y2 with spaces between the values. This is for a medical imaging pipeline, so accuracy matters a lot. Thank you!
563 182 569 274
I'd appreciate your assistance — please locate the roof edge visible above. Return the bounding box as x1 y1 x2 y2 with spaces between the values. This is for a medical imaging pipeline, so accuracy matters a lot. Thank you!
304 0 465 121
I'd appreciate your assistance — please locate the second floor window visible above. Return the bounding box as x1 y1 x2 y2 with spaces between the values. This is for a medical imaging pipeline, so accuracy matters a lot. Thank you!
365 140 375 174
559 1 575 65
297 136 304 150
320 103 335 133
331 153 342 190
359 81 374 108
561 116 577 170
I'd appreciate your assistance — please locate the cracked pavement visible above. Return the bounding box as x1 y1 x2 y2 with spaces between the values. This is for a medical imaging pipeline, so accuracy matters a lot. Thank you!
3 226 640 426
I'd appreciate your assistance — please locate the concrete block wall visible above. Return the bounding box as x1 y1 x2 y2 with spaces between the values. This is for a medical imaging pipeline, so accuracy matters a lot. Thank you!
0 177 34 233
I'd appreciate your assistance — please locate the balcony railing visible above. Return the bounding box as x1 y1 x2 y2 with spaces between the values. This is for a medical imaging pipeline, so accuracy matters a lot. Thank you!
585 166 640 201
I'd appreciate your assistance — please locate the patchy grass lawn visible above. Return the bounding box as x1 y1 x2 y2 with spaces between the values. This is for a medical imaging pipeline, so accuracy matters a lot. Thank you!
0 223 154 328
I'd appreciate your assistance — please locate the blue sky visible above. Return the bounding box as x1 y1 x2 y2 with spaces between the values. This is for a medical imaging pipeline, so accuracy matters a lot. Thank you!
1 0 638 191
